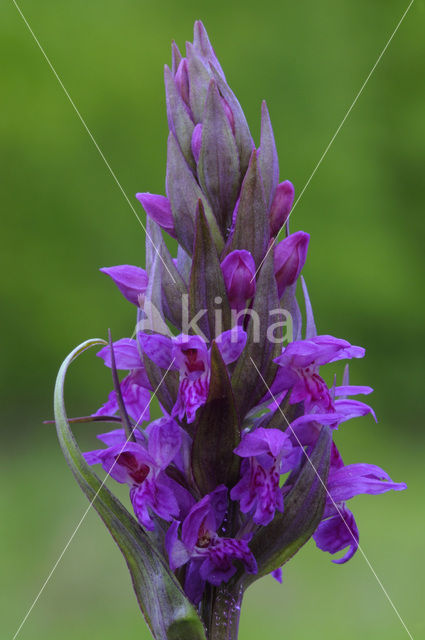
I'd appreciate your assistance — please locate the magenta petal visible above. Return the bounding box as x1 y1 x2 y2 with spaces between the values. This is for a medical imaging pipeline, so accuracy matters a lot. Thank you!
97 338 141 370
136 192 176 238
215 326 247 364
313 506 359 564
100 265 148 306
166 520 190 570
146 417 182 469
138 332 174 369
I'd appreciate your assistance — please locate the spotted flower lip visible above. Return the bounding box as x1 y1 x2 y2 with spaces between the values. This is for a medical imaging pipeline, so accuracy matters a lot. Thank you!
84 418 192 530
138 326 247 423
231 428 299 526
165 486 257 604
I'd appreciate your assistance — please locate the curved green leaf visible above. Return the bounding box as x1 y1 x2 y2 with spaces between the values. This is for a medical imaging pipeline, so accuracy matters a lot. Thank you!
54 339 206 640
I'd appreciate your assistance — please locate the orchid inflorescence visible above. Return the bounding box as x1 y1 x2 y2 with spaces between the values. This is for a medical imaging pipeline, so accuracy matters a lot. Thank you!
54 21 406 640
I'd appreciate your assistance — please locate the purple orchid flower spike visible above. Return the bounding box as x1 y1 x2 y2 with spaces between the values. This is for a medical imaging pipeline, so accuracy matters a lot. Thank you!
100 265 148 306
139 326 247 423
166 486 257 604
231 428 299 525
54 21 406 640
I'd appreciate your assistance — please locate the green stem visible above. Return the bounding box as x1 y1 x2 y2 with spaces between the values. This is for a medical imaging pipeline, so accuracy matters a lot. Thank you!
207 584 243 640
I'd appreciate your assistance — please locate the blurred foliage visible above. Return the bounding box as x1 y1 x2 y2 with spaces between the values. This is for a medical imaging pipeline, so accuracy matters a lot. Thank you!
1 0 424 638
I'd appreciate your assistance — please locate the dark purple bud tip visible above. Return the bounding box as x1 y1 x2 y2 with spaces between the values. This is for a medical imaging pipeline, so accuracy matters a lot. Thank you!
136 192 176 238
274 231 310 297
270 180 295 236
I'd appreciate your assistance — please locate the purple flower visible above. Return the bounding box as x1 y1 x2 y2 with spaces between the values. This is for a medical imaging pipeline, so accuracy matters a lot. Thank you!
139 327 247 423
269 180 295 237
231 428 298 525
100 265 148 306
94 338 151 423
221 250 256 312
274 231 309 297
84 418 190 530
166 486 257 603
136 193 176 239
273 335 365 413
313 447 406 563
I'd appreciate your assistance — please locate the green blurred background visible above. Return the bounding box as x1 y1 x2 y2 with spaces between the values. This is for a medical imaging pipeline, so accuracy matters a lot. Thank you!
1 0 424 638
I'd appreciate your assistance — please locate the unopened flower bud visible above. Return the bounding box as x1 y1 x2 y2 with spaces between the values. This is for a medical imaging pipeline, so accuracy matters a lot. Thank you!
269 180 295 236
174 58 190 106
221 250 256 311
221 96 235 134
274 231 309 297
191 123 203 163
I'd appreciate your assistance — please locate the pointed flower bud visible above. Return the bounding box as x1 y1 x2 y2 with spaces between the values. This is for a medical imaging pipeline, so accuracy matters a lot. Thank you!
174 59 190 106
191 123 202 162
221 250 256 311
221 95 235 134
136 192 176 238
274 231 309 297
100 265 148 306
270 180 295 236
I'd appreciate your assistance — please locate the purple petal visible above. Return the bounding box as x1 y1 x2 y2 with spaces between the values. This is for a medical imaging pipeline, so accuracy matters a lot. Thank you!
215 326 247 364
271 568 283 583
335 385 373 397
100 265 148 306
146 417 182 469
97 338 141 370
119 373 151 423
313 505 359 564
234 427 291 458
165 520 190 570
334 398 377 423
328 463 407 503
181 486 228 550
136 193 176 238
138 332 174 369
